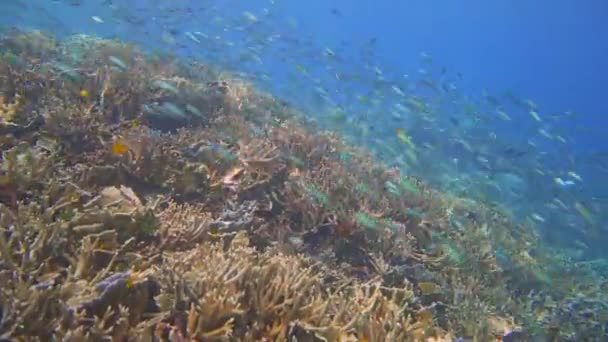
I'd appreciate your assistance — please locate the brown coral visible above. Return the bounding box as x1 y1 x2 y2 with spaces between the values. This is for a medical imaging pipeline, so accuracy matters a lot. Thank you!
0 93 21 125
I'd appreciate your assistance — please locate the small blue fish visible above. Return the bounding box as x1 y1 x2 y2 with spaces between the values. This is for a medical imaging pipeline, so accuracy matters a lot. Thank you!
502 330 527 342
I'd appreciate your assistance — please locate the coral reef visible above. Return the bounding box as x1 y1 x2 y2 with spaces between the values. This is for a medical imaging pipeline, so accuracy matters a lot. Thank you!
0 29 606 341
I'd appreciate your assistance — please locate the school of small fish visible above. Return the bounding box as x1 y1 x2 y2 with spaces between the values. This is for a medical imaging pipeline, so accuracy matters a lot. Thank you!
7 0 606 248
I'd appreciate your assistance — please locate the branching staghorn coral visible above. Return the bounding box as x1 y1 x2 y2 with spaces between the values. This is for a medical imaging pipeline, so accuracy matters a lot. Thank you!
237 138 282 179
0 143 52 208
150 235 443 342
156 200 212 250
282 178 329 228
60 185 160 243
214 76 255 114
0 199 158 340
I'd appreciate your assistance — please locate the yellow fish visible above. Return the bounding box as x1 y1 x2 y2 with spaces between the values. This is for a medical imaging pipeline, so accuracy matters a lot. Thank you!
574 202 595 226
111 140 129 155
418 282 441 295
396 129 416 149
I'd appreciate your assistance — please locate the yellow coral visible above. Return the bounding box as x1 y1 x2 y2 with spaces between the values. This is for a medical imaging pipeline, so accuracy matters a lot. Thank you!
0 93 21 125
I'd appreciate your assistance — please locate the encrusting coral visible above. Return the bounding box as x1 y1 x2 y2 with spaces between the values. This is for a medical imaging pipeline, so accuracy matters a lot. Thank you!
0 29 606 341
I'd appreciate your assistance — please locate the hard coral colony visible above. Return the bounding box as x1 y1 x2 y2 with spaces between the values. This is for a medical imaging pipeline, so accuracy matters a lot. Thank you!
0 30 605 341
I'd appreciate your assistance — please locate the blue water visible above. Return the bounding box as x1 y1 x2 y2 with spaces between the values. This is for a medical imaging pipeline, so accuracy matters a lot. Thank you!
283 0 608 149
3 0 607 252
14 1 608 131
